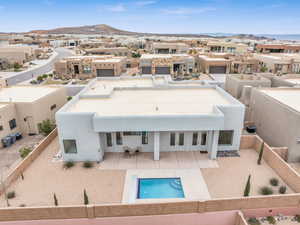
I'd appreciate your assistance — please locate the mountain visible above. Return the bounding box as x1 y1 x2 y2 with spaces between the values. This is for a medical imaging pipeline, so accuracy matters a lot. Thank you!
29 24 272 40
30 24 137 35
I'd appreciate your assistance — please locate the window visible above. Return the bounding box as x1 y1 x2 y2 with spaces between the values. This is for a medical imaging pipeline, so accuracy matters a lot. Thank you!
192 132 198 146
106 133 112 147
0 125 3 131
179 133 184 146
123 132 141 136
218 130 234 145
50 104 56 110
63 140 77 154
116 132 122 145
142 132 148 145
201 133 207 145
9 119 17 130
83 66 91 74
170 133 175 146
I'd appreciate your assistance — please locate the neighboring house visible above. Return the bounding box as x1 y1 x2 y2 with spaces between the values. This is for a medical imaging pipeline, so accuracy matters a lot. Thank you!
206 41 248 54
140 54 195 76
0 86 67 146
84 47 130 56
0 46 35 65
256 44 300 54
54 55 127 79
198 54 231 74
56 76 245 162
248 87 300 162
230 55 260 74
254 53 300 74
147 42 189 54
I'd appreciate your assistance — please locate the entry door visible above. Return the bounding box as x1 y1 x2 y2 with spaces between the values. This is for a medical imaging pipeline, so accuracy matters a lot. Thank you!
191 132 208 151
169 132 186 151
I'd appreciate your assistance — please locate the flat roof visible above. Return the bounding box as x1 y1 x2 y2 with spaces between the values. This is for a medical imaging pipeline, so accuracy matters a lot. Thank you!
198 55 229 62
84 78 163 95
0 103 8 109
68 88 230 116
261 88 300 113
0 86 59 102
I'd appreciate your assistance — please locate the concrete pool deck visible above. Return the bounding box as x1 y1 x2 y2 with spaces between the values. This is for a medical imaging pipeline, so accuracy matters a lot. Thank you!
122 169 211 203
99 151 218 170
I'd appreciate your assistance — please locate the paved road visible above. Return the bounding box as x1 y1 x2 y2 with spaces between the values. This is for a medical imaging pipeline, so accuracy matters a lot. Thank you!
5 48 74 86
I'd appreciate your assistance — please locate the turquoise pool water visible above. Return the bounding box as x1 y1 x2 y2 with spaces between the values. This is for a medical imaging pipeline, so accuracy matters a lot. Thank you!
137 178 185 199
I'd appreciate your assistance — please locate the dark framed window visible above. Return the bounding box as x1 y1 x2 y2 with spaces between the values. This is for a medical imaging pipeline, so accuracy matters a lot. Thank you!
218 130 234 145
106 133 112 147
63 139 77 154
0 125 3 131
170 133 175 146
179 133 184 146
142 132 148 144
123 132 141 136
9 119 17 130
50 104 57 110
201 133 207 145
116 132 122 145
192 132 198 146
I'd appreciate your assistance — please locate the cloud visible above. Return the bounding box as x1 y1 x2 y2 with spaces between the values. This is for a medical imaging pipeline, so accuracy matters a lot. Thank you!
105 3 126 12
135 1 157 6
161 7 216 15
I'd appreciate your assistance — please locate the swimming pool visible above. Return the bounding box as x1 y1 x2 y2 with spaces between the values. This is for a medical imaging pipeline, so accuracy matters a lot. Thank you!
137 178 185 199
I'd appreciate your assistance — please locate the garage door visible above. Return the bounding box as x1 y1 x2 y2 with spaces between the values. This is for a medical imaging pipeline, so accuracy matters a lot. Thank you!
155 67 170 74
141 66 152 74
209 66 226 74
96 69 115 77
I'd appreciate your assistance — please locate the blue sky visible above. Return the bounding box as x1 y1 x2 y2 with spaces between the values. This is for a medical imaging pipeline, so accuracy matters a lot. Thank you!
0 0 300 34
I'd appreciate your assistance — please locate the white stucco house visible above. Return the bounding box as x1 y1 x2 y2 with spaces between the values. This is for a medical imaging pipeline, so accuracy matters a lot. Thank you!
56 75 245 162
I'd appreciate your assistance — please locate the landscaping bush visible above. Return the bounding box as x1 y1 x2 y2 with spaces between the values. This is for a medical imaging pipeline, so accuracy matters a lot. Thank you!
248 217 261 225
270 178 279 186
279 185 287 194
243 174 251 197
257 142 264 165
260 186 273 195
67 96 72 101
53 193 58 206
84 189 89 205
19 147 32 159
64 161 75 169
266 216 276 224
37 76 44 82
38 119 56 136
6 191 15 199
83 161 93 168
42 74 48 79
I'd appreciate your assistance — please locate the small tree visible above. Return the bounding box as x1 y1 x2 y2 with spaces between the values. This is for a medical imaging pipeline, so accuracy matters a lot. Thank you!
53 193 58 206
244 175 251 197
84 189 89 205
257 142 264 165
38 119 56 136
13 62 21 71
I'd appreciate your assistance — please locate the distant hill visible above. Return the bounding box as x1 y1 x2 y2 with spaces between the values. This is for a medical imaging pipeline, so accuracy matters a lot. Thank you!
29 24 272 40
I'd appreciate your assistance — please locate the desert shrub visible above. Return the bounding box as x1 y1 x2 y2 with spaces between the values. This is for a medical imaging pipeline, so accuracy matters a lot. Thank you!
294 215 300 222
279 185 287 194
37 75 44 82
42 74 48 79
64 161 74 169
270 178 279 186
248 217 261 225
19 147 32 159
260 186 273 195
38 119 56 136
266 216 276 224
83 161 93 168
6 191 15 199
67 96 72 101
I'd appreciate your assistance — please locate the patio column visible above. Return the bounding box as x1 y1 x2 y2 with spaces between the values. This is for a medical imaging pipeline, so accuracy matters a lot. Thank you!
154 132 160 161
209 130 219 160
